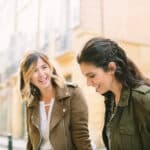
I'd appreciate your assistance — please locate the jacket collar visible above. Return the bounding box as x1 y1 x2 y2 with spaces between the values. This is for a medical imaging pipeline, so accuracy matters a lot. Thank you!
118 87 130 107
27 84 71 107
55 84 71 101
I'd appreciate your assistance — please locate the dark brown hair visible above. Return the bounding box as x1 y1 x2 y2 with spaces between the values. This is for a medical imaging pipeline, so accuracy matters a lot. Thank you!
77 37 150 88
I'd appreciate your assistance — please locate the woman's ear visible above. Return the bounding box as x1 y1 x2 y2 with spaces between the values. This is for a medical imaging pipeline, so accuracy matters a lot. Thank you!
108 62 116 74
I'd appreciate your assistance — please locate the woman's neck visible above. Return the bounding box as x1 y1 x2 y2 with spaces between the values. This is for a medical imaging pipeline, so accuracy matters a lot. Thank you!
112 81 122 106
40 86 55 103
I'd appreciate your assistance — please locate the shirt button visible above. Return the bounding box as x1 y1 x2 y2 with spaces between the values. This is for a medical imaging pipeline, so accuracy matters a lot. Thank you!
66 92 69 96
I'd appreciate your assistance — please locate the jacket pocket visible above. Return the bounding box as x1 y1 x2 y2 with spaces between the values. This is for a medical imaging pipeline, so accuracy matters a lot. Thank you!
119 126 141 150
119 126 135 135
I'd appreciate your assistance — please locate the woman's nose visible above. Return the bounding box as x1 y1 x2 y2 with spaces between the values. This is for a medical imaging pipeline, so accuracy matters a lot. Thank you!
87 79 92 86
38 69 44 76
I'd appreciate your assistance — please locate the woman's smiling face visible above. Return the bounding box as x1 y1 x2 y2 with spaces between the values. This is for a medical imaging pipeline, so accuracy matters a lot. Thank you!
79 62 114 94
30 58 51 90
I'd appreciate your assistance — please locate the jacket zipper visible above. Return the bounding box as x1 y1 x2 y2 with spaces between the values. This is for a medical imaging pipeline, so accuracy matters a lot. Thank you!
63 119 68 150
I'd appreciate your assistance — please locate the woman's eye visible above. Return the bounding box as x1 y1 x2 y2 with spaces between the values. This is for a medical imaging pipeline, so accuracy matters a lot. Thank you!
89 74 95 78
42 65 48 69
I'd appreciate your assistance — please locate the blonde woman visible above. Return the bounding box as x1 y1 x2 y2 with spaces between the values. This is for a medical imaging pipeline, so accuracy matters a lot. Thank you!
19 51 92 150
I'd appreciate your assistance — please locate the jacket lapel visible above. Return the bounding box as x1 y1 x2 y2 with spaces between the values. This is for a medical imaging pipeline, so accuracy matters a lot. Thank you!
31 104 40 129
28 99 40 129
50 85 70 131
50 101 68 131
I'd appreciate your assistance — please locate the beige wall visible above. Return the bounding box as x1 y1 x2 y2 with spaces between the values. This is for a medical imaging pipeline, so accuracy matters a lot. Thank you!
118 41 150 77
104 0 150 45
80 0 102 34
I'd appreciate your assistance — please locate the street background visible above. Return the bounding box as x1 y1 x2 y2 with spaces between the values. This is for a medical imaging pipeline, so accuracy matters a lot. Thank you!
0 0 150 149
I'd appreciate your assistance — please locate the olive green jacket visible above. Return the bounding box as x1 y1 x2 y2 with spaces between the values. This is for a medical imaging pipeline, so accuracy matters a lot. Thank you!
103 85 150 150
26 83 92 150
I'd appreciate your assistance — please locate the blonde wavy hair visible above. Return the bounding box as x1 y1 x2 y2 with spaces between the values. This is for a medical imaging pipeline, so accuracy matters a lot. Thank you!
19 51 64 102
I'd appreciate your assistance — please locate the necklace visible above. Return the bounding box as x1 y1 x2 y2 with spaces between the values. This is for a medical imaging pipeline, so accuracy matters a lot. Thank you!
44 103 50 107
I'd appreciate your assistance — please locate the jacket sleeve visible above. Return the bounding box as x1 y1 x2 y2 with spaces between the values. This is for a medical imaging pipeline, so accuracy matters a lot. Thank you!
133 86 150 149
26 105 33 150
70 86 92 150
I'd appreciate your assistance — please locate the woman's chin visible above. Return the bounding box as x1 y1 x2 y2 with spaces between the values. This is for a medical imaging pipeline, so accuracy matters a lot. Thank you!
96 89 106 95
96 89 102 94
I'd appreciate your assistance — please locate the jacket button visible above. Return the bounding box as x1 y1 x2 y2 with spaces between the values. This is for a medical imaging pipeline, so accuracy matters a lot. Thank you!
63 108 66 112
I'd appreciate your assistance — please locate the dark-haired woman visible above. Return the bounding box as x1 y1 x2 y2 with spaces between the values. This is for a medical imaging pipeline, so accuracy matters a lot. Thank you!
77 37 150 150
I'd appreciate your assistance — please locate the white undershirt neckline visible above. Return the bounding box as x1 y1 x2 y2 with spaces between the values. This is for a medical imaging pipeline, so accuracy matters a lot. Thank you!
39 98 54 150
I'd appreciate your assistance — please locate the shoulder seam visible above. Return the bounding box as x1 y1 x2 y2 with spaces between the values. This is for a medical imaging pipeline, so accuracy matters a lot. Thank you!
133 85 150 94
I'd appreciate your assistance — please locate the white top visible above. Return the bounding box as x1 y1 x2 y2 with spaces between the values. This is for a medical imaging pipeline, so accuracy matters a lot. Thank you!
39 98 54 150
